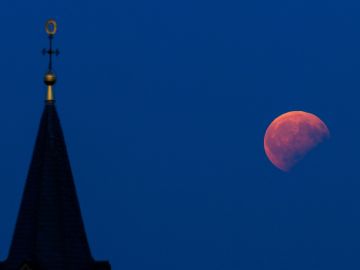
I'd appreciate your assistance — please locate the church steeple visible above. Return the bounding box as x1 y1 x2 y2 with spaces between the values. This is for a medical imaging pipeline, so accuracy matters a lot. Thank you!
0 20 110 270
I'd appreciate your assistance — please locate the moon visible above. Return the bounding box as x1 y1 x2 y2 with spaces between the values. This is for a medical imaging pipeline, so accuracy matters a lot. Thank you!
264 111 330 171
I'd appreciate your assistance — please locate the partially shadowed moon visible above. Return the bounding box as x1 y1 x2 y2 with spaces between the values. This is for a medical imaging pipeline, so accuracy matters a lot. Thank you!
264 111 330 172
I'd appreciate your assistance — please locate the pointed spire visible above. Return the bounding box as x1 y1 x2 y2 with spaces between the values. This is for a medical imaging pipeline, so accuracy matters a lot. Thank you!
42 19 59 102
0 20 111 270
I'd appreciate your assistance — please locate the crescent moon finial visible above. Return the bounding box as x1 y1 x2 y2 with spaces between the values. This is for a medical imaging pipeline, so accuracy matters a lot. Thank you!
43 19 60 102
45 19 57 36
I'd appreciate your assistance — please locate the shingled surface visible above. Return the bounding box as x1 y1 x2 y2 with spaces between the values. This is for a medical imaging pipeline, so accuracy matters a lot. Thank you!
0 102 110 270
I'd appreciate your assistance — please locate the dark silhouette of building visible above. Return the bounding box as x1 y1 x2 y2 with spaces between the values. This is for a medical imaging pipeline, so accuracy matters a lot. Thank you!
0 20 111 270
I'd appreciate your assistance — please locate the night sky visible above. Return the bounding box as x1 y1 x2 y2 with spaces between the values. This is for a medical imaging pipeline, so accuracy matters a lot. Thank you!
0 0 360 269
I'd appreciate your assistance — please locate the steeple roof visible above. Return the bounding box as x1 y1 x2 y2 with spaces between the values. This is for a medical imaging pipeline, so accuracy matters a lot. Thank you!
0 20 110 270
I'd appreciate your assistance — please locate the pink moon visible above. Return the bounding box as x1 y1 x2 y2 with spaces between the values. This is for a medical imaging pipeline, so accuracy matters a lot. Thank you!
264 111 330 172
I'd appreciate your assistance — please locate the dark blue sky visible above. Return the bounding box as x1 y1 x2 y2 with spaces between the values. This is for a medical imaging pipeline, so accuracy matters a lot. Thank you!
0 0 360 269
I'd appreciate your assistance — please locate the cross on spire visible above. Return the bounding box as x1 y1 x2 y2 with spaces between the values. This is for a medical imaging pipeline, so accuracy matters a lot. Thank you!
42 19 60 72
42 19 59 102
